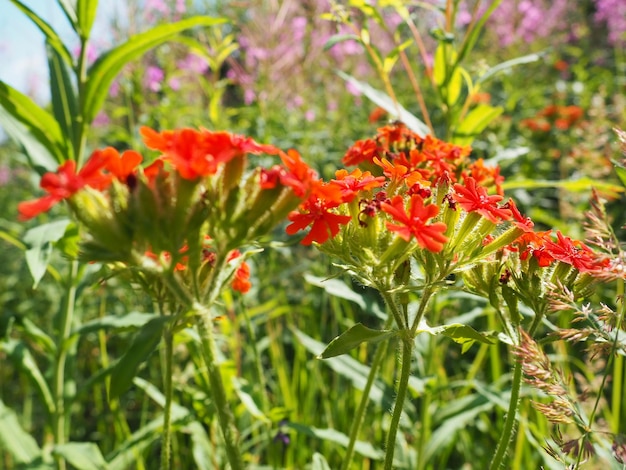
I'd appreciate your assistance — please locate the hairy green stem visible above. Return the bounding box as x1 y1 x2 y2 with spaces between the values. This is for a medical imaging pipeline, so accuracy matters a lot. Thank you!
196 310 244 470
383 338 414 470
488 341 523 470
340 317 393 470
160 327 174 470
53 260 79 470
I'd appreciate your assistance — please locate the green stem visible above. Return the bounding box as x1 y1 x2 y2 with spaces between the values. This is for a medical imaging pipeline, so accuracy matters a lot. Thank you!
383 338 413 470
160 326 173 470
53 260 79 470
340 317 393 470
196 309 244 470
488 338 523 470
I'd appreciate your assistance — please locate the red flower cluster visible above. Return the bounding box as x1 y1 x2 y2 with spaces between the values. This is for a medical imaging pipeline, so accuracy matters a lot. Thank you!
520 104 584 132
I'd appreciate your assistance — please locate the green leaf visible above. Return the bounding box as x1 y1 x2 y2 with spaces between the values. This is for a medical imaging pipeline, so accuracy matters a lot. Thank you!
502 178 624 197
447 66 463 107
18 317 57 356
232 377 270 423
323 33 361 52
8 0 73 65
83 16 227 125
416 322 496 351
53 442 107 470
0 398 42 464
456 0 503 64
433 43 447 87
311 453 332 470
47 41 77 159
304 274 385 319
320 323 396 359
0 340 56 417
453 104 503 145
109 316 171 400
0 82 67 163
477 52 545 85
73 312 158 337
382 39 412 75
287 422 384 460
0 107 57 173
23 219 73 287
57 0 78 31
337 70 430 136
76 0 98 39
612 160 626 188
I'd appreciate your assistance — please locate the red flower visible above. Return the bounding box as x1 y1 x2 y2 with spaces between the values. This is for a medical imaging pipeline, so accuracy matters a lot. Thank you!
343 138 380 166
277 149 317 197
544 231 598 272
228 250 252 293
503 199 534 232
140 126 279 180
286 181 351 245
380 194 448 252
453 177 512 223
331 168 385 202
100 147 143 182
18 153 111 221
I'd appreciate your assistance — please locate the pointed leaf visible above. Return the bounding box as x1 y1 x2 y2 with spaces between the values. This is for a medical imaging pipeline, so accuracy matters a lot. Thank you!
502 178 624 198
311 453 332 470
57 0 78 29
77 0 98 39
337 70 430 136
8 0 73 65
0 398 42 464
53 442 107 470
416 322 496 348
73 312 158 337
612 160 626 188
109 316 171 400
0 340 55 417
23 219 73 287
0 82 67 163
0 107 58 173
320 323 396 359
323 33 361 52
83 16 227 125
47 41 77 159
477 52 544 84
453 104 503 145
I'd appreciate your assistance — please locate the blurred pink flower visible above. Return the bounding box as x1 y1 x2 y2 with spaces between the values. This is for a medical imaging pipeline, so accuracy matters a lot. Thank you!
145 65 164 92
177 53 209 74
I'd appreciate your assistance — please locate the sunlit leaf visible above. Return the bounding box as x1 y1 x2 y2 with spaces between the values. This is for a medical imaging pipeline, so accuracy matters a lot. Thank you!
8 0 73 65
74 312 158 337
47 41 77 159
53 442 107 470
502 178 624 198
477 51 545 84
319 323 396 359
336 71 430 136
0 398 42 464
453 104 503 145
23 219 73 287
83 16 227 125
323 33 361 52
76 0 98 39
0 82 67 163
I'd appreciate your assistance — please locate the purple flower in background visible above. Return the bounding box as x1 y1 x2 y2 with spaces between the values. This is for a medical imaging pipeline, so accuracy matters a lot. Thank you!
145 65 164 92
168 77 181 91
73 43 98 64
0 165 11 186
594 0 626 45
175 0 186 15
109 80 120 98
177 53 209 74
92 111 110 128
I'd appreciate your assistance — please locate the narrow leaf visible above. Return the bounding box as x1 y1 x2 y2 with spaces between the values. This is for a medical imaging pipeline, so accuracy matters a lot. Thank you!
311 453 332 470
416 322 495 346
453 104 503 145
502 178 624 197
337 70 430 136
320 323 396 359
23 219 73 287
612 160 626 188
57 0 78 31
74 312 158 337
477 52 544 84
0 107 57 173
0 398 41 464
8 0 73 65
323 33 361 52
84 16 227 125
0 82 67 163
287 422 384 460
109 316 171 399
47 41 77 159
53 442 107 470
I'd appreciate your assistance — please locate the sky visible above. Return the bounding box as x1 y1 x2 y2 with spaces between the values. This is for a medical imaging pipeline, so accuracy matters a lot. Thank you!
0 0 124 104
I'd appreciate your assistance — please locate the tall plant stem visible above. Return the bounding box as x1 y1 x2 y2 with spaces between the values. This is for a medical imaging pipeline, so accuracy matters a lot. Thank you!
53 260 79 470
161 327 174 470
340 317 392 470
196 310 244 470
383 337 413 470
488 336 523 470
